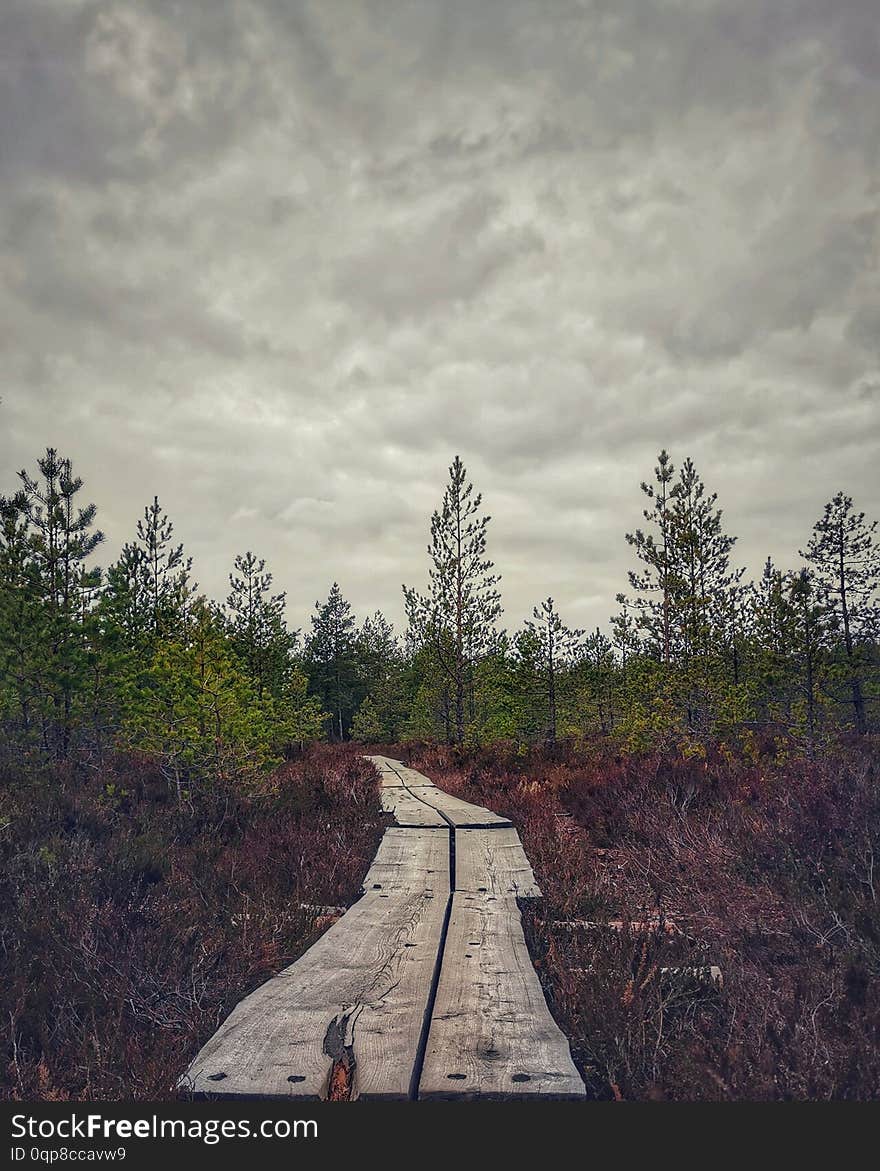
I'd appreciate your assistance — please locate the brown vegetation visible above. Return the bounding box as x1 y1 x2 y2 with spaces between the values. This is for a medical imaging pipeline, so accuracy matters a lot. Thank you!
1 745 382 1100
404 738 880 1100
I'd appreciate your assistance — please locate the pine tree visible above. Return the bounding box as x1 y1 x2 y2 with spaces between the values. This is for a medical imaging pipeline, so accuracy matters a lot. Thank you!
102 543 150 653
749 557 798 723
305 583 360 741
226 552 293 700
136 496 194 639
0 491 41 735
403 456 502 744
611 593 640 675
522 597 583 744
610 593 641 731
626 449 676 662
802 493 879 734
17 449 104 755
351 612 409 742
581 627 617 736
666 457 740 666
356 611 399 692
788 569 829 758
103 497 194 651
120 599 278 796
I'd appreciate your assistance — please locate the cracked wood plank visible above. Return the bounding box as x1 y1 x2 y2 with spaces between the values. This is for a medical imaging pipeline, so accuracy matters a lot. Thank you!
404 784 512 828
364 754 408 786
455 827 541 898
379 785 449 826
368 755 509 828
182 754 586 1102
361 826 449 893
418 893 585 1100
181 884 447 1099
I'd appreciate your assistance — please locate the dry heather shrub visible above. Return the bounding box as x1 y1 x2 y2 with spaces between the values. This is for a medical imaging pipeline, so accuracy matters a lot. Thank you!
1 745 383 1100
405 738 880 1100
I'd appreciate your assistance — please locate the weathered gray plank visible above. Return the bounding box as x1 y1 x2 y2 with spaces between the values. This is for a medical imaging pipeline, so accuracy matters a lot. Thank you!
418 894 585 1099
455 827 541 898
184 754 585 1102
364 754 405 769
182 886 446 1099
405 784 511 828
379 785 448 827
368 755 507 827
369 758 512 828
364 754 408 787
362 826 449 894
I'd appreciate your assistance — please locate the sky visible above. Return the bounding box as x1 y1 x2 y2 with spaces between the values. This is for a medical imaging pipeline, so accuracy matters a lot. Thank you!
1 0 878 637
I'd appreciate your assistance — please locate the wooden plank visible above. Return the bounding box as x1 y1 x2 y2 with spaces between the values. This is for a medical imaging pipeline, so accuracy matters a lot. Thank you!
364 754 405 769
182 887 447 1100
418 893 586 1099
363 754 407 784
383 763 431 787
368 755 505 827
370 759 512 828
379 785 448 827
405 784 511 829
362 826 449 894
455 827 541 898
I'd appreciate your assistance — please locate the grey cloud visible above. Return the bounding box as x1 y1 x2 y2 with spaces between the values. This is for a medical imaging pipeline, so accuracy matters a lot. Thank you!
333 190 544 320
1 0 879 635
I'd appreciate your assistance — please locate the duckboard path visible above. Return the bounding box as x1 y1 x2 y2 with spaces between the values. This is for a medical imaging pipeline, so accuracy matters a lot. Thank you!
180 754 586 1100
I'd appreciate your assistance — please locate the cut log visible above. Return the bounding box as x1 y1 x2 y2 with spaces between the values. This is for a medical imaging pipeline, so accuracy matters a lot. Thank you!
553 917 686 937
660 965 723 991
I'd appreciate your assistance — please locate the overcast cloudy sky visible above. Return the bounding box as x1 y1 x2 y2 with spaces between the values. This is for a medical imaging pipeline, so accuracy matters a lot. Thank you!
1 0 878 635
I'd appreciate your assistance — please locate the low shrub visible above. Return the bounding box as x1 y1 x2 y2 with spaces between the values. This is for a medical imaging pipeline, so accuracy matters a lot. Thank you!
1 745 382 1100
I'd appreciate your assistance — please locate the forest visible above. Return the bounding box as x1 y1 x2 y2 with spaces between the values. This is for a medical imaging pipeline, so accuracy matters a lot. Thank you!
2 448 878 1099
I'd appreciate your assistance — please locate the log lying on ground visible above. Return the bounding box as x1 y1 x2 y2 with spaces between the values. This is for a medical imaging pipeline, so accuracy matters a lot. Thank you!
552 917 688 937
660 965 723 991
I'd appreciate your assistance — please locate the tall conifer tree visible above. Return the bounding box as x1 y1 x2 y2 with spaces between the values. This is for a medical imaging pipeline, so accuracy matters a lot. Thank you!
403 456 501 745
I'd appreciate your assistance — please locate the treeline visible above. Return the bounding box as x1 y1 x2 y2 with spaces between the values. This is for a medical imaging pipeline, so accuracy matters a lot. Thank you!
1 448 877 784
0 450 325 790
385 453 879 756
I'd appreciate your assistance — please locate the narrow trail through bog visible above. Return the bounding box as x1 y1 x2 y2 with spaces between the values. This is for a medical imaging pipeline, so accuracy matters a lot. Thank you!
181 755 585 1100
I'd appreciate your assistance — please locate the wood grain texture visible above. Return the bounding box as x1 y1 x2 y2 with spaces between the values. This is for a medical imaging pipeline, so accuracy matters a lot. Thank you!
367 755 509 828
418 893 585 1100
182 886 446 1100
364 754 407 786
362 826 449 894
404 784 512 828
455 827 541 898
379 784 448 826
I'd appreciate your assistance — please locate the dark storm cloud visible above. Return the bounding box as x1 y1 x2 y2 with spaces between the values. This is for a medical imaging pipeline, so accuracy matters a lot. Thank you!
1 0 878 635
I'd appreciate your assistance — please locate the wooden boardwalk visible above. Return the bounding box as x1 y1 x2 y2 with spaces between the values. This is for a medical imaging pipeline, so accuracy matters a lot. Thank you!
180 755 585 1100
